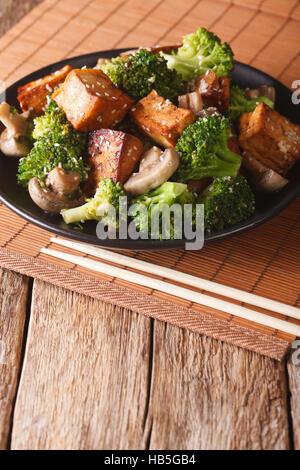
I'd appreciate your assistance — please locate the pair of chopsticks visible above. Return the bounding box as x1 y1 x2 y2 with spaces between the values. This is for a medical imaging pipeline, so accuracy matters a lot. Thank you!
41 237 300 337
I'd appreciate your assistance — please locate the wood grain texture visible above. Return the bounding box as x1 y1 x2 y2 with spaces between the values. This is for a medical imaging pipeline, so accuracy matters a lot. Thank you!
0 268 28 450
11 279 291 450
0 0 296 359
287 346 300 450
0 0 43 38
146 322 290 450
11 280 152 450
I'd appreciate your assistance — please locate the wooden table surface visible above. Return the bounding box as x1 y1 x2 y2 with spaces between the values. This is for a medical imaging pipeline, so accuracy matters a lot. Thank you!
0 0 300 450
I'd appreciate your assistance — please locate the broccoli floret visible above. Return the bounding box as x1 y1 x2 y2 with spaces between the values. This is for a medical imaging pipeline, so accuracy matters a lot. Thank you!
174 115 242 182
161 27 234 81
101 49 184 101
198 176 255 232
32 99 71 139
61 177 127 228
17 101 88 188
131 182 196 239
227 85 274 122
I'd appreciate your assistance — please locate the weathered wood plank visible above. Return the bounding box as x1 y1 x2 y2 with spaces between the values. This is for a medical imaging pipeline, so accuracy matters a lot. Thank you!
0 0 44 38
287 344 300 450
0 268 29 450
11 280 151 450
146 322 290 450
10 279 292 450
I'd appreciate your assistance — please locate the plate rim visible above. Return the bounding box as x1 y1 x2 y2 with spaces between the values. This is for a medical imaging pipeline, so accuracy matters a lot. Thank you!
0 48 299 250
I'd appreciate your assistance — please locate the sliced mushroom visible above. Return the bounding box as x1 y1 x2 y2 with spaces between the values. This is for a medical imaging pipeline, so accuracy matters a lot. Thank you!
242 151 288 193
139 146 162 172
124 147 180 195
28 177 85 213
178 90 203 115
46 167 81 195
245 85 275 103
0 130 31 157
0 102 31 157
0 102 29 138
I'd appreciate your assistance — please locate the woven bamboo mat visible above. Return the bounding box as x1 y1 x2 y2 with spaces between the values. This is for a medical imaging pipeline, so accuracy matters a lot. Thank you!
0 0 299 360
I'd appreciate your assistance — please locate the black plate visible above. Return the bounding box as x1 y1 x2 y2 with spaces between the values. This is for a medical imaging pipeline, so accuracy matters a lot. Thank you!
0 49 299 250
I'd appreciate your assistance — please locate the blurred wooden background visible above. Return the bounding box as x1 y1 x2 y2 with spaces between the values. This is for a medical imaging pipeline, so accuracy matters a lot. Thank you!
0 0 42 37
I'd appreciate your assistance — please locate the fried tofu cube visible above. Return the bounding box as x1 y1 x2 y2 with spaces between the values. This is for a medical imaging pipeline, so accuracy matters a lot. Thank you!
238 102 300 176
52 69 134 132
195 71 230 113
86 129 144 192
227 133 241 155
17 65 72 115
130 90 196 148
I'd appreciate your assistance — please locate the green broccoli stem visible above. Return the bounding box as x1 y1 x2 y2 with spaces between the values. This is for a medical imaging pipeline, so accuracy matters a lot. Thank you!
197 53 218 69
228 86 274 121
231 89 274 110
166 54 219 79
216 147 242 167
215 128 241 163
61 202 93 224
178 160 241 181
164 56 199 80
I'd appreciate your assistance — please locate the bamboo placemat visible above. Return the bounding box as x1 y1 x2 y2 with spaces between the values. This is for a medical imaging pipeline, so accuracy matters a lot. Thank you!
0 0 299 360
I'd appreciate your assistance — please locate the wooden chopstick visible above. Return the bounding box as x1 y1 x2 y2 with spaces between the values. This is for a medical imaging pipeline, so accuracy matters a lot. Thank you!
41 246 300 337
50 237 300 321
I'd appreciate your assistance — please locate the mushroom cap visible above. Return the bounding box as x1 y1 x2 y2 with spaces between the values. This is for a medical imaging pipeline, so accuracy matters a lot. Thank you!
0 129 31 157
0 102 29 138
139 146 162 172
28 177 85 213
0 102 31 157
124 147 180 196
46 167 81 195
